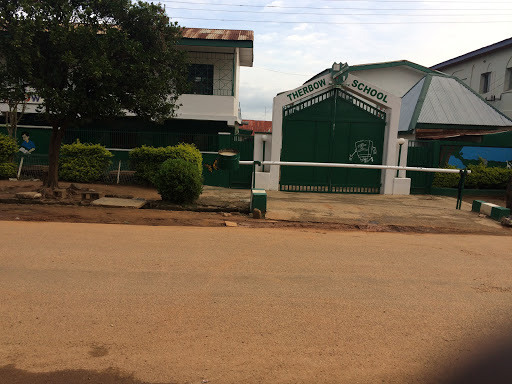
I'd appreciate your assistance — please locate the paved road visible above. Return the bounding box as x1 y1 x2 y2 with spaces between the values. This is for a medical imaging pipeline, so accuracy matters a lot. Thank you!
1 222 512 384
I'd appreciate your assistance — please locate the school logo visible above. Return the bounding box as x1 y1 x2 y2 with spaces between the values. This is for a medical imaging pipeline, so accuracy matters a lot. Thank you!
349 140 377 164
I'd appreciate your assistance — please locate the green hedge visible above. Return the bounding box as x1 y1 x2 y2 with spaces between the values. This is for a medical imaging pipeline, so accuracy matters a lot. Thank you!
0 133 17 162
0 162 17 179
0 133 18 179
433 162 512 189
59 140 113 183
130 143 202 185
154 158 203 203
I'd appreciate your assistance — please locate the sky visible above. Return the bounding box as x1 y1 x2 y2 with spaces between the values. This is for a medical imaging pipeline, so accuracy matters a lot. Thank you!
160 0 512 121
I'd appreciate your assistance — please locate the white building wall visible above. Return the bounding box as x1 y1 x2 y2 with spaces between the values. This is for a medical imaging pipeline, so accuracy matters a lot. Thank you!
169 47 242 126
351 66 426 97
175 95 238 126
435 48 512 118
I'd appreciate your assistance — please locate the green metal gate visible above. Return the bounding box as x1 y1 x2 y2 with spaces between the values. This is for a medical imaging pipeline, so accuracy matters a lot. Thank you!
406 140 436 194
280 88 386 193
229 134 254 188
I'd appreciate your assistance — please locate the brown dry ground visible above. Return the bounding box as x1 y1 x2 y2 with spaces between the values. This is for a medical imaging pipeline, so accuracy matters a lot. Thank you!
1 181 512 383
1 222 512 384
0 180 510 234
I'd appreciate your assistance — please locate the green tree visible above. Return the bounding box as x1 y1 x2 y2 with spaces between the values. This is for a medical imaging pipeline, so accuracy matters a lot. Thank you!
0 0 35 139
3 0 189 189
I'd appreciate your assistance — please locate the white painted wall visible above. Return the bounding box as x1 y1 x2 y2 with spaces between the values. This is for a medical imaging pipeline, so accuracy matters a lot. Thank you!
435 47 512 118
253 132 272 189
351 66 426 97
253 132 272 170
175 94 238 126
178 47 241 126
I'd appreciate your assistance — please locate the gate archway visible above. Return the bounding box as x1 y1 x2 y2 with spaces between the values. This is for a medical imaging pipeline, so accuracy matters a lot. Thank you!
280 88 386 193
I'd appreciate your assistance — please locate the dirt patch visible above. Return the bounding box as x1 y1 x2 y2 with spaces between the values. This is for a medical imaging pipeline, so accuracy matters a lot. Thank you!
0 179 510 235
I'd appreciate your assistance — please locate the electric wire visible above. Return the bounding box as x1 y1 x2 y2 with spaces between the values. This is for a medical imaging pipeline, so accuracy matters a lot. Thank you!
171 17 512 25
160 1 512 11
163 6 512 17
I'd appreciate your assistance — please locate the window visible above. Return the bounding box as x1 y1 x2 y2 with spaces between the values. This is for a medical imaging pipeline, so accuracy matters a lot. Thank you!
480 72 491 93
187 64 214 95
505 67 512 91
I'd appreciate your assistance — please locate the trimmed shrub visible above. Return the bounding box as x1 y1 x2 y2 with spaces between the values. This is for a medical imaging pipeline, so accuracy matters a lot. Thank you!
433 162 512 190
130 145 173 185
154 158 203 203
59 140 113 183
167 143 203 177
0 133 17 162
130 143 203 185
465 162 512 189
432 165 460 189
0 162 17 179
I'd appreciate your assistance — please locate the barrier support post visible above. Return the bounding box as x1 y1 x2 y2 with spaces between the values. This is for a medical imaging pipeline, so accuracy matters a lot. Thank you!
456 169 468 210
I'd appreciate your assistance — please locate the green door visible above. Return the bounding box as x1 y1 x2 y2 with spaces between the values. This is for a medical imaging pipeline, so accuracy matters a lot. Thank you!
229 134 254 189
406 140 435 194
280 88 385 193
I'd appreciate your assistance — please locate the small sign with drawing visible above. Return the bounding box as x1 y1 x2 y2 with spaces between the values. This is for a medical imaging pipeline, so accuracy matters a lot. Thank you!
349 140 377 164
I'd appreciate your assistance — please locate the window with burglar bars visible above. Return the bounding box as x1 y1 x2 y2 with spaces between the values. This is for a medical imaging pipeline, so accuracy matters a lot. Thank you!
186 51 234 96
188 64 214 95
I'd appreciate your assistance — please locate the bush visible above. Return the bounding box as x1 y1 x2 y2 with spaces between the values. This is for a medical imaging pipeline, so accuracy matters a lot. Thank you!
432 165 460 188
433 162 512 190
130 143 203 185
167 143 203 177
0 162 17 179
59 140 113 183
130 145 172 185
465 162 512 189
154 158 203 203
0 133 17 162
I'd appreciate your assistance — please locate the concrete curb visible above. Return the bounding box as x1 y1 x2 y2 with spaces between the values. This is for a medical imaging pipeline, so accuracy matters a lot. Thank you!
472 200 510 221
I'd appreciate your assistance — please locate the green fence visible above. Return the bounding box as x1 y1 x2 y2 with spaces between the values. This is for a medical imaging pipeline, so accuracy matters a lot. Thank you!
407 132 512 194
4 127 254 188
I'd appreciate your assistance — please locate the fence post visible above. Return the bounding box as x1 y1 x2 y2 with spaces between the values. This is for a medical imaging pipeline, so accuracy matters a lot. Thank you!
117 160 122 184
17 157 24 180
456 169 467 210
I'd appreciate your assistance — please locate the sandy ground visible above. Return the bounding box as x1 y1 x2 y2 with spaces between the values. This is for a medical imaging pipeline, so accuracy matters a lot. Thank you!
1 222 512 384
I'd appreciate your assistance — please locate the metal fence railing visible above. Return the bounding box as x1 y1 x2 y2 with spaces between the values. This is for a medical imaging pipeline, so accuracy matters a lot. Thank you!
13 153 138 184
63 129 220 152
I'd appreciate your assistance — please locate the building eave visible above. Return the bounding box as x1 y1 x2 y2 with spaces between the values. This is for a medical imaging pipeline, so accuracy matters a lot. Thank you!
431 37 512 70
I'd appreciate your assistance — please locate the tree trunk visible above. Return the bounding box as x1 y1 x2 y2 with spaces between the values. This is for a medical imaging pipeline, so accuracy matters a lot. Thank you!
45 125 65 189
5 110 13 137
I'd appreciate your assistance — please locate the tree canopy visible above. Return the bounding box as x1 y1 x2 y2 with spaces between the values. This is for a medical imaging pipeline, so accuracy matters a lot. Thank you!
1 0 189 188
0 0 35 138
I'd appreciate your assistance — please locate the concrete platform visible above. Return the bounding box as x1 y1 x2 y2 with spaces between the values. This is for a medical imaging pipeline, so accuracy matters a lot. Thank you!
263 191 509 233
91 197 147 209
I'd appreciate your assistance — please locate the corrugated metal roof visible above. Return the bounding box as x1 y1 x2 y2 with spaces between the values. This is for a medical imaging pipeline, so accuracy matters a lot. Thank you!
242 120 272 134
398 77 424 132
181 28 254 41
417 76 512 127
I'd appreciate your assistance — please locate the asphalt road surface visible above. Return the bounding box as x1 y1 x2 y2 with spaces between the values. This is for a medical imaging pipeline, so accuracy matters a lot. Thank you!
1 222 512 384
